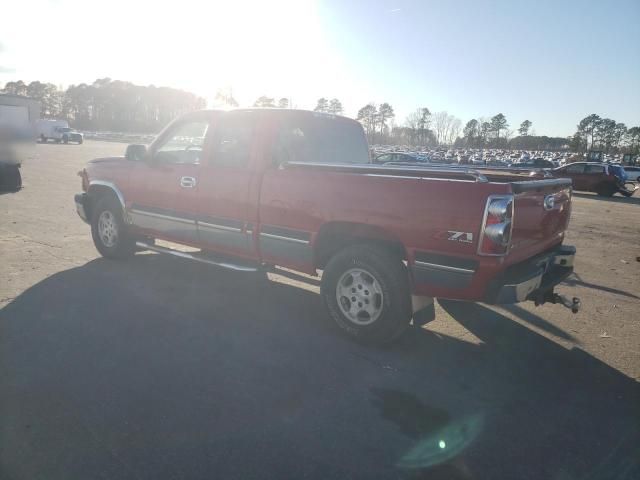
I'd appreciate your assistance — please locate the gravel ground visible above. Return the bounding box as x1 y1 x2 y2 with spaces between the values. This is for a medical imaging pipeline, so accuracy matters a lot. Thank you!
1 141 639 480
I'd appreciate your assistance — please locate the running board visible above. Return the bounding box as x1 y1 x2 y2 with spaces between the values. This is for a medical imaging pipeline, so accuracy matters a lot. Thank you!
135 241 259 272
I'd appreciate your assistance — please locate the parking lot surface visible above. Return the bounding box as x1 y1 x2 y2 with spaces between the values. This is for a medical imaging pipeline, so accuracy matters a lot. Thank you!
1 141 639 479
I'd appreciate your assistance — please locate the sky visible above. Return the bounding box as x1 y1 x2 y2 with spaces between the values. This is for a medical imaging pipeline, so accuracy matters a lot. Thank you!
0 0 638 137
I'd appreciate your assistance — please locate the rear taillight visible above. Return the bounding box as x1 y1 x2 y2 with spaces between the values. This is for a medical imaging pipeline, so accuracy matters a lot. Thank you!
478 195 514 256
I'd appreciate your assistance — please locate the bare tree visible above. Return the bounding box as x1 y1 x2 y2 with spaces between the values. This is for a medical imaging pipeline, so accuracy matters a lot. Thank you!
433 111 461 146
447 118 462 145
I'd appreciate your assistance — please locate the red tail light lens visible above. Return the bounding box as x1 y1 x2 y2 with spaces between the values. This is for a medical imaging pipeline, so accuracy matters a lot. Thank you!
478 195 514 256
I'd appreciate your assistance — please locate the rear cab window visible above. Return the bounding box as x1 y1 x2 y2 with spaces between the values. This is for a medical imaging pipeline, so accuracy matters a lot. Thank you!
273 113 370 165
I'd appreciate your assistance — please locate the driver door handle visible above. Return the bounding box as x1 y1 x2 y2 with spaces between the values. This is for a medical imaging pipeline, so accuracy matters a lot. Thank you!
180 176 196 188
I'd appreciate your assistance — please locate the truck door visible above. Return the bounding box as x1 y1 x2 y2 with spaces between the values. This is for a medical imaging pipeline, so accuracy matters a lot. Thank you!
127 115 212 244
195 111 260 259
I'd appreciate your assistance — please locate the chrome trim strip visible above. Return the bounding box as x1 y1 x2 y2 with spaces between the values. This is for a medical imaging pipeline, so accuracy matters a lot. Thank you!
414 261 475 274
260 232 310 245
129 209 195 225
89 180 126 210
283 162 489 183
363 174 478 183
135 242 258 272
198 221 242 233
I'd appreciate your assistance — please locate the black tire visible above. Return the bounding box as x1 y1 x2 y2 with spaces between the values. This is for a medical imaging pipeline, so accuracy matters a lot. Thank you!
321 244 412 345
39 135 47 143
596 184 616 197
91 195 135 259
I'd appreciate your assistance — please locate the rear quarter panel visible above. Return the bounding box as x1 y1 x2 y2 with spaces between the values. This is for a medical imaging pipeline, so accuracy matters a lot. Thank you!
258 167 512 287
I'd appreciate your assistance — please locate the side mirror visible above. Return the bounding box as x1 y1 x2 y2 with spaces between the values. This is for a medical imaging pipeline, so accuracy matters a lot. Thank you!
125 144 147 161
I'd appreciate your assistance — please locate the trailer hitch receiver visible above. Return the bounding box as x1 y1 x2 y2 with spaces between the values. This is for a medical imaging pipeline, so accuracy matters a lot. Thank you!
533 290 581 314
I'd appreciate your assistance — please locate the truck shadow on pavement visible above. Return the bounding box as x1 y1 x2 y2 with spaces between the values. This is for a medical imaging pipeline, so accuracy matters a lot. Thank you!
1 254 638 480
563 273 639 300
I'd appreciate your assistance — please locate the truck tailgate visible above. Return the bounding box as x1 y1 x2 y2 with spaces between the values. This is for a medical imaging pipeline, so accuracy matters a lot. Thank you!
507 178 573 264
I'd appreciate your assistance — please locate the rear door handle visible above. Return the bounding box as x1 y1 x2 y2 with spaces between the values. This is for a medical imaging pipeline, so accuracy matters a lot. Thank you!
180 176 196 188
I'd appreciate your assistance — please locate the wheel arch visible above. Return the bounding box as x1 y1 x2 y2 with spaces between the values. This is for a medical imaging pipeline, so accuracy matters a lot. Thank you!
313 221 407 270
87 181 126 219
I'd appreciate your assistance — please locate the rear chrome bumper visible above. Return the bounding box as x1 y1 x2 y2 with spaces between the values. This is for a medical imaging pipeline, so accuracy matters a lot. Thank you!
75 193 90 224
487 245 576 303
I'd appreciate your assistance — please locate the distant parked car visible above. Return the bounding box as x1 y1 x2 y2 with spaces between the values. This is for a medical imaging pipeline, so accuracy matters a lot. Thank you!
621 166 640 183
374 152 428 164
551 162 636 197
511 158 555 169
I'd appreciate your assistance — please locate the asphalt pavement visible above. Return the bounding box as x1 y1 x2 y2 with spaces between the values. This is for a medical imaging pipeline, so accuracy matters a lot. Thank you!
1 142 639 479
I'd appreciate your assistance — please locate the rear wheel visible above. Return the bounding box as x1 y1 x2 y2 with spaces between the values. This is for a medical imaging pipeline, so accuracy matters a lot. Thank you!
91 196 135 259
596 184 616 197
321 244 412 345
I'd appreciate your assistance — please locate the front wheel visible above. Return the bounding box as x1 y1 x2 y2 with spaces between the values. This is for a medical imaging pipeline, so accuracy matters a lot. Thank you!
91 196 135 259
321 244 412 345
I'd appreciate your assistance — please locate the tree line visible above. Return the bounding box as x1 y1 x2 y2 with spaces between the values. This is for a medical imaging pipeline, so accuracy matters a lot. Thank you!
570 114 640 154
2 79 638 153
2 79 206 133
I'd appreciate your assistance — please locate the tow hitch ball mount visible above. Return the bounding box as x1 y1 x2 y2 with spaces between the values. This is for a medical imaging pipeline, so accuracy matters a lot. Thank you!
533 290 581 314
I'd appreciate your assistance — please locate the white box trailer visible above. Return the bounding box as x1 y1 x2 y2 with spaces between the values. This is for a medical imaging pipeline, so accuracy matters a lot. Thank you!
35 119 83 144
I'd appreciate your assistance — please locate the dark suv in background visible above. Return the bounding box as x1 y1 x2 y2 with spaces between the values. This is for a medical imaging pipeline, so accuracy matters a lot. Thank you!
551 162 635 197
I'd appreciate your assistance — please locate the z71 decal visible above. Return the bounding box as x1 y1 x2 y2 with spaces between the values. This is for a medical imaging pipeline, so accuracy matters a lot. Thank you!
447 231 473 243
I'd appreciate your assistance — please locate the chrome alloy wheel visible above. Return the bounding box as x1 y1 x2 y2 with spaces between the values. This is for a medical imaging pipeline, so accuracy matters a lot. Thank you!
97 210 118 247
335 268 384 325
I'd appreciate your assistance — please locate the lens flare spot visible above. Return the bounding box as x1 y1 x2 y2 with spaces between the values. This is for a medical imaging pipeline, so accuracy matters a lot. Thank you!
438 440 446 449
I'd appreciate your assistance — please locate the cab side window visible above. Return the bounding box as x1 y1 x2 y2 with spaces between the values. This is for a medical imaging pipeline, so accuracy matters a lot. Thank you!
210 114 256 168
154 121 209 164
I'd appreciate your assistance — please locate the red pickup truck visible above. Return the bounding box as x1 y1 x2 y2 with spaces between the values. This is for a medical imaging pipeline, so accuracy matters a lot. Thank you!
75 109 579 344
